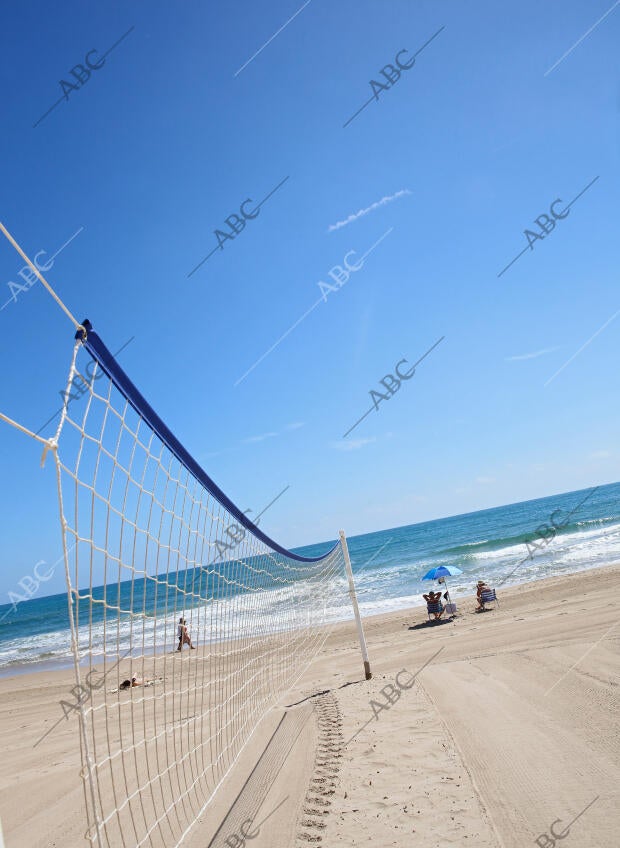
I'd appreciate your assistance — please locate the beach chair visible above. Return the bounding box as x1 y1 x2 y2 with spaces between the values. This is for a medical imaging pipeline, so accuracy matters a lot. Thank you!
479 588 499 610
426 600 444 621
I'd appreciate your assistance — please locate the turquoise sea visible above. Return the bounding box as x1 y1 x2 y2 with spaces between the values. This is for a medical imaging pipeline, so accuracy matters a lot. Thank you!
0 480 618 673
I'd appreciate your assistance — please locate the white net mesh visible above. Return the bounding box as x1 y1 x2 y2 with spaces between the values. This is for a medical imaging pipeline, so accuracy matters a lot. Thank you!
50 333 348 848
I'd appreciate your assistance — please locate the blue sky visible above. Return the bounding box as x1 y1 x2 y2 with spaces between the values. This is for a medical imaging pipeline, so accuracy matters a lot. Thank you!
0 0 619 598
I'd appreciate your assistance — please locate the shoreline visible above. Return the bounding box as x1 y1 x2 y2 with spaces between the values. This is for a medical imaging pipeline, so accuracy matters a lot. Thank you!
2 504 617 679
1 558 618 683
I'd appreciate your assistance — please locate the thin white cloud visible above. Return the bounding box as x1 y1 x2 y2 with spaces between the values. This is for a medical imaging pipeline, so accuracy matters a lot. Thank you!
243 432 278 444
330 437 376 451
475 476 496 485
243 422 304 444
590 450 611 459
328 190 411 232
505 346 560 361
206 422 303 458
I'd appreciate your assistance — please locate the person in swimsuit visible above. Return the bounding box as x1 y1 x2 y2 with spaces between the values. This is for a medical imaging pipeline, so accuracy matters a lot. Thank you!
476 581 494 610
423 590 445 619
119 677 143 690
176 618 195 651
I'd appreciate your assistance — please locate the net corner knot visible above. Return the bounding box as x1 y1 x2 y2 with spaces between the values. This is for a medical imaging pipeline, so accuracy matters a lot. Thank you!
40 437 58 467
75 318 92 342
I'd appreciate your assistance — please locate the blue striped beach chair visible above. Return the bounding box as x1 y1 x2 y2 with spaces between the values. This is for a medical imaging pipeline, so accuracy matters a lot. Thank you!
479 588 499 610
426 600 444 621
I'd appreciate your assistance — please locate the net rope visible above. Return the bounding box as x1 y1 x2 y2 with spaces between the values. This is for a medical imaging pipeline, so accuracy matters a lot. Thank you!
0 220 85 335
48 330 349 848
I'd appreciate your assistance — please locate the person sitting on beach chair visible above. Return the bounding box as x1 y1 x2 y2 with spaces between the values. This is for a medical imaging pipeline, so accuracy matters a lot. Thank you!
423 590 445 620
476 581 499 611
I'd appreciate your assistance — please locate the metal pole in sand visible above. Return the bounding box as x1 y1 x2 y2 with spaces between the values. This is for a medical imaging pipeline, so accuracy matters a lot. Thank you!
339 530 372 680
439 576 454 616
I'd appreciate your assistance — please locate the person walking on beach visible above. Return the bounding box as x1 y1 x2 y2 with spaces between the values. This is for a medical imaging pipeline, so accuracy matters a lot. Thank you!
177 618 195 651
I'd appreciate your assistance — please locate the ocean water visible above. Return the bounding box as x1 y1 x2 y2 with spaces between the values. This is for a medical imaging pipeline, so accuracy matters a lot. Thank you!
0 481 618 674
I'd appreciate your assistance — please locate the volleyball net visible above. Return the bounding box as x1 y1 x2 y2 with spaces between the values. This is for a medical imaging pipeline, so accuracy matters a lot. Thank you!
45 321 362 847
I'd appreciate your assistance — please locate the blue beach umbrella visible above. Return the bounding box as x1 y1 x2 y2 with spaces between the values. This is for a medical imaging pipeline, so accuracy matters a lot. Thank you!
422 565 463 580
422 565 463 612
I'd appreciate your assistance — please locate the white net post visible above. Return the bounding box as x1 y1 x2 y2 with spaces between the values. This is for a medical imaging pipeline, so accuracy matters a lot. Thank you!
339 530 372 680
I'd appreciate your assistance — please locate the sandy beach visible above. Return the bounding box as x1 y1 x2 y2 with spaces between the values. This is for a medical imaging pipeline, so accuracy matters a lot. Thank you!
1 563 618 848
